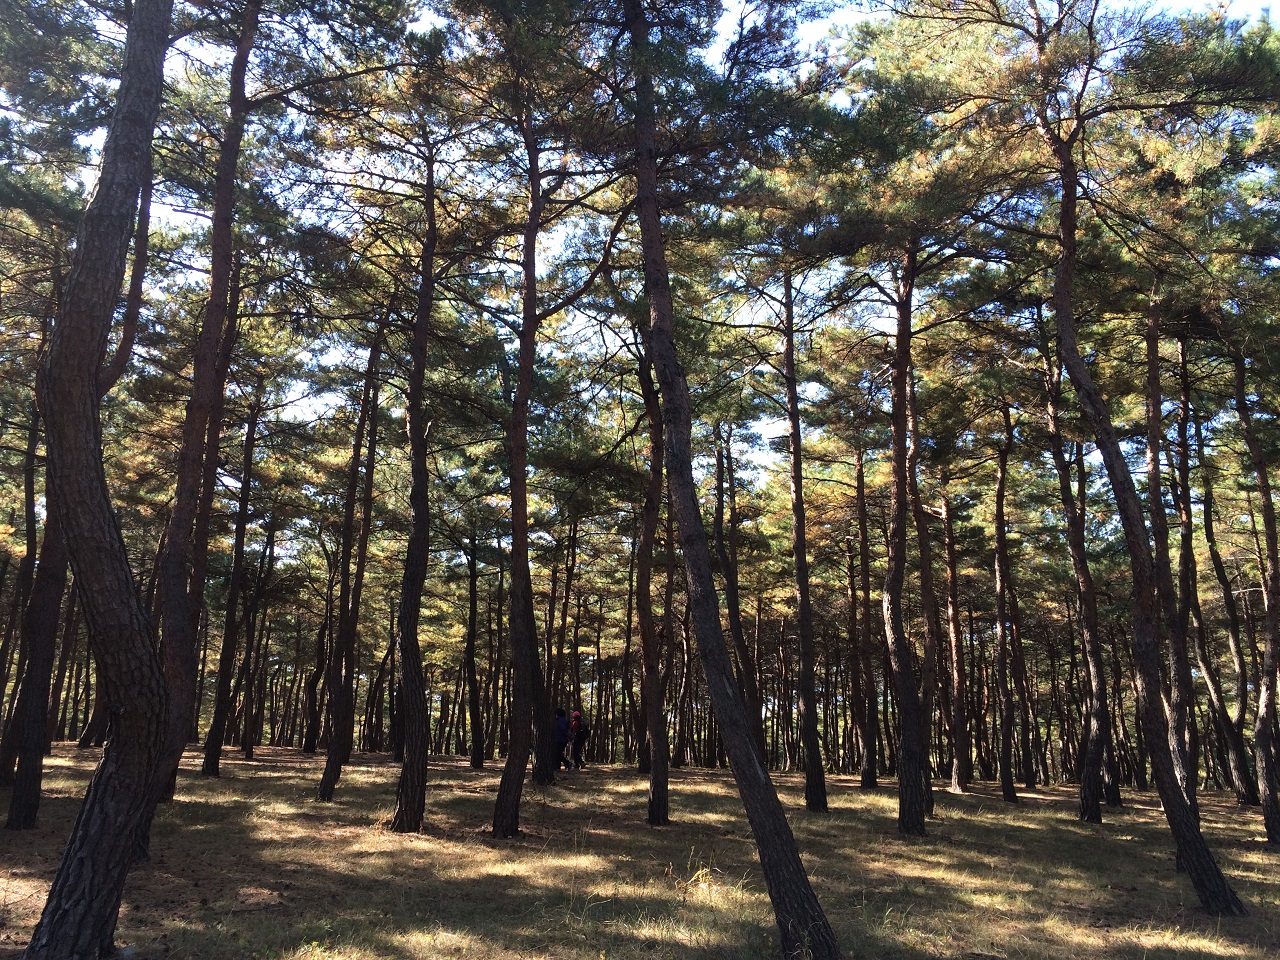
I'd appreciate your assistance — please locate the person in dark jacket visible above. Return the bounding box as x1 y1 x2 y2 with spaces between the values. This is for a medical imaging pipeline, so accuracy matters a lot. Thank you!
570 710 589 769
554 708 571 769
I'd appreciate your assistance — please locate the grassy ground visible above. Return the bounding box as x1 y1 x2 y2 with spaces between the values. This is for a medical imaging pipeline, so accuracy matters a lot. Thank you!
1 746 1278 959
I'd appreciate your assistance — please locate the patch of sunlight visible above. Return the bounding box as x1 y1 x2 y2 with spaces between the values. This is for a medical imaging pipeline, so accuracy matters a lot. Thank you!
388 926 496 959
1125 925 1258 957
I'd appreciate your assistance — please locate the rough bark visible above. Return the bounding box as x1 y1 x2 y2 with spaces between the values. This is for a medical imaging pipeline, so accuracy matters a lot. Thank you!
623 4 841 954
23 0 174 949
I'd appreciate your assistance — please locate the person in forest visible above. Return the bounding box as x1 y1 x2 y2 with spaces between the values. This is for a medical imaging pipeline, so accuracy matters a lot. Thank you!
570 710 589 769
554 708 571 770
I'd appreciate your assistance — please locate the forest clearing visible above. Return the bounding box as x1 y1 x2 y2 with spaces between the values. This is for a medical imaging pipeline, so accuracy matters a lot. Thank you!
1 746 1278 960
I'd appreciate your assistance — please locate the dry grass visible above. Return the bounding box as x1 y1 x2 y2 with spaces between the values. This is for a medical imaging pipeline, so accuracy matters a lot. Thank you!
2 746 1278 959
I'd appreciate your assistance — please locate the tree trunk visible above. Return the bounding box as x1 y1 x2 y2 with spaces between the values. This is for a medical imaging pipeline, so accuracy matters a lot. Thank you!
623 6 841 955
883 247 930 836
24 0 174 948
993 409 1019 804
713 426 766 760
1145 295 1199 818
940 481 970 792
201 389 261 775
155 0 260 801
318 334 381 801
4 514 70 828
465 533 485 769
1046 134 1243 913
493 115 550 836
391 154 438 832
1195 411 1258 805
1227 346 1280 843
781 268 827 813
1042 348 1110 822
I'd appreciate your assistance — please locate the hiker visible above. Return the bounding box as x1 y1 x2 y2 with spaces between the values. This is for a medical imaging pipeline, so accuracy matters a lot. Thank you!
554 708 571 769
570 710 589 769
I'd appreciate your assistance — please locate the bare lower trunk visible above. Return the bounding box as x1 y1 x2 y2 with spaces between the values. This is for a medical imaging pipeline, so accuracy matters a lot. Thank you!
624 3 841 954
782 269 826 813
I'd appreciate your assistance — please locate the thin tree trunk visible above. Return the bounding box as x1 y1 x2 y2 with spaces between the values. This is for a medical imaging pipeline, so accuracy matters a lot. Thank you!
1227 346 1280 843
781 268 827 812
201 388 261 776
940 480 970 792
993 409 1019 804
318 335 382 801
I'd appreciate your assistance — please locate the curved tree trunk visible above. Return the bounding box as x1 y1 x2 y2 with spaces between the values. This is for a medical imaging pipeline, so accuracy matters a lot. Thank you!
1048 136 1243 914
23 0 174 949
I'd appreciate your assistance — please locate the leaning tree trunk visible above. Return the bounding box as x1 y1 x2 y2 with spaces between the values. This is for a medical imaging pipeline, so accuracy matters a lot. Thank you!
781 267 827 813
155 0 260 803
318 335 381 802
1047 137 1243 914
23 0 174 950
624 5 841 955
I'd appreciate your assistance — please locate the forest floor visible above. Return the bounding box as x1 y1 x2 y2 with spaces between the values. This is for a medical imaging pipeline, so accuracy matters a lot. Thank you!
1 746 1278 959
